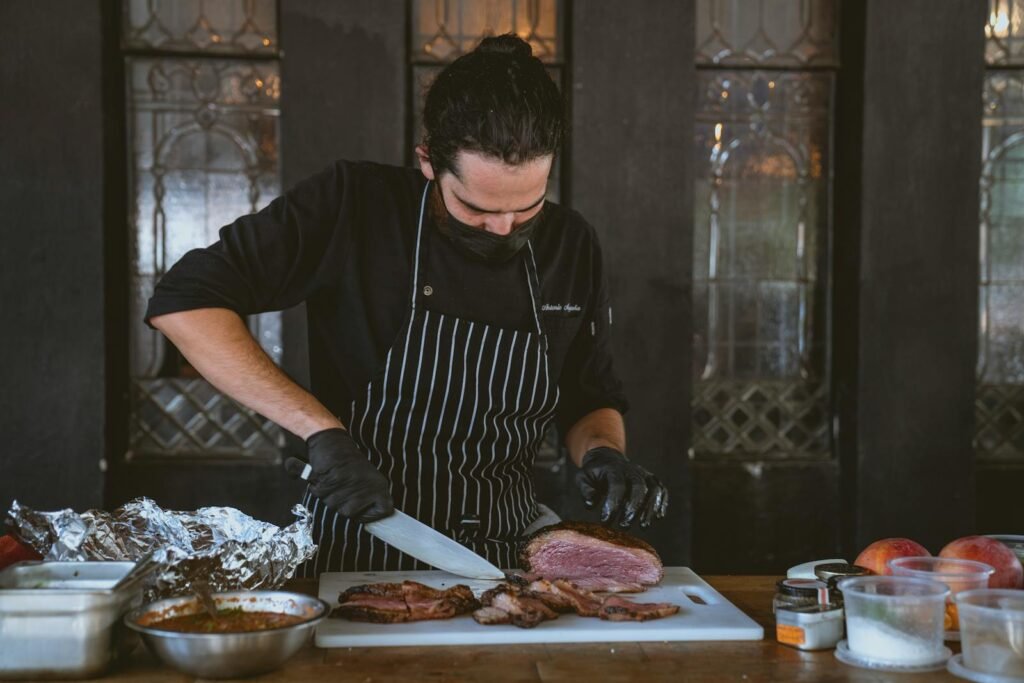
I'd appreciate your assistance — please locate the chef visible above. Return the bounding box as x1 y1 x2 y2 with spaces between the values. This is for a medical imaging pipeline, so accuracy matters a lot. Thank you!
146 34 668 574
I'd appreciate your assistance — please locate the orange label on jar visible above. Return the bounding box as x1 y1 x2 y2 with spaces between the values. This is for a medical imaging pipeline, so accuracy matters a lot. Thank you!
777 624 806 646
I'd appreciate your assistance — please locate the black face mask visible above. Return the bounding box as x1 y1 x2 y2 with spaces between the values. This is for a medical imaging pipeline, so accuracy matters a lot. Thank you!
435 186 544 263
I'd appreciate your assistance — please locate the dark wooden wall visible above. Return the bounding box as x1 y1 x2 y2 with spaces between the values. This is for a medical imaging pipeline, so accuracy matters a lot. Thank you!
0 1 109 512
569 0 695 565
834 0 986 556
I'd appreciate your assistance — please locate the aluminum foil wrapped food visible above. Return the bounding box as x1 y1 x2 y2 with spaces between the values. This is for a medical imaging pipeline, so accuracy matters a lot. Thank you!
4 497 316 598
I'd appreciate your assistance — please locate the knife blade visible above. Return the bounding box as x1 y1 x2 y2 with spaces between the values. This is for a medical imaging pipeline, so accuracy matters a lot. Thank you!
298 464 505 580
364 510 506 580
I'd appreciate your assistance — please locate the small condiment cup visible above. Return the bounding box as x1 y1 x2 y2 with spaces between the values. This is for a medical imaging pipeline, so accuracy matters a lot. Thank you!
888 556 994 640
950 589 1024 679
836 576 950 672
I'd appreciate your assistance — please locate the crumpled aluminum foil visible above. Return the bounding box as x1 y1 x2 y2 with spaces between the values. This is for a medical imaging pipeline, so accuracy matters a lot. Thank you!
5 497 316 598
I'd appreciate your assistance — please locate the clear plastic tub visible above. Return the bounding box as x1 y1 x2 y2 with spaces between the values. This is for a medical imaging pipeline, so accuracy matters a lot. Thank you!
888 556 994 639
837 576 950 670
985 534 1024 566
955 589 1024 678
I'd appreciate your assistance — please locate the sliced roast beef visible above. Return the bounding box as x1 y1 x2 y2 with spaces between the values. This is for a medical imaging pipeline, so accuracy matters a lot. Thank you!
569 577 645 594
520 522 664 586
549 579 604 617
333 580 479 623
479 583 561 628
472 606 513 625
598 595 680 622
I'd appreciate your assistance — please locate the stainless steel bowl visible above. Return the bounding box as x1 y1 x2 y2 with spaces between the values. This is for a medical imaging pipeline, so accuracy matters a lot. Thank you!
124 590 329 679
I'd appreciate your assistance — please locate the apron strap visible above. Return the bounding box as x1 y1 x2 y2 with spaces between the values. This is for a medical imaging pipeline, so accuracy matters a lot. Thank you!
524 241 547 342
410 181 431 310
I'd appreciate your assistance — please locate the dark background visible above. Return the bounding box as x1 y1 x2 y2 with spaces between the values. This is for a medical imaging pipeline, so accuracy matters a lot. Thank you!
2 0 1017 573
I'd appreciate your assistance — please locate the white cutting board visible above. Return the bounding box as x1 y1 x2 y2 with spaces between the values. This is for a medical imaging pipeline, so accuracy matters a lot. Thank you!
315 567 763 647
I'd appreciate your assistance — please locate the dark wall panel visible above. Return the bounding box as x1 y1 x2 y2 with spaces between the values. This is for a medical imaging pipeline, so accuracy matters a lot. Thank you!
845 0 986 551
692 461 840 574
569 0 695 564
278 0 408 392
0 1 108 513
280 0 407 184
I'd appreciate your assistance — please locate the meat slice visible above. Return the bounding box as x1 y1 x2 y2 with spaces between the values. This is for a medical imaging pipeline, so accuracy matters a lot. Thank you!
479 583 560 629
521 522 665 586
598 596 680 622
569 577 645 594
489 591 558 629
525 580 577 613
549 579 604 617
402 582 479 620
472 606 512 625
333 581 479 623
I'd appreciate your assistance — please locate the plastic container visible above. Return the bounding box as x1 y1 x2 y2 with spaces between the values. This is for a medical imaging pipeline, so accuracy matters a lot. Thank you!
836 576 950 672
985 535 1024 566
889 556 995 640
0 561 144 679
951 588 1024 680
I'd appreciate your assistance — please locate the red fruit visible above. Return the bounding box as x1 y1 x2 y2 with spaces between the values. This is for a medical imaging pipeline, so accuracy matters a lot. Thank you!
940 536 1023 589
854 538 931 576
0 534 42 571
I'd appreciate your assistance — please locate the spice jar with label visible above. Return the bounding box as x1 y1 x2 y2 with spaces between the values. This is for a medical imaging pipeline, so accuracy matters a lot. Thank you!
774 578 845 651
776 603 845 651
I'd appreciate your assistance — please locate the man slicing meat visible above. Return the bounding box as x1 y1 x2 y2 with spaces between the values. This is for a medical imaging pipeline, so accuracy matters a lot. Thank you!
145 34 669 574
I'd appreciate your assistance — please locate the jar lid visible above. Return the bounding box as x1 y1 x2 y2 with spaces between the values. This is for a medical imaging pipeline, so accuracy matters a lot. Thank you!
814 563 872 582
776 578 831 604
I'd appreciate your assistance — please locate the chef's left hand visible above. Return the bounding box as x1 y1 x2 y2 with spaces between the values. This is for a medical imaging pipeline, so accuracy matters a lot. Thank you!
576 447 669 528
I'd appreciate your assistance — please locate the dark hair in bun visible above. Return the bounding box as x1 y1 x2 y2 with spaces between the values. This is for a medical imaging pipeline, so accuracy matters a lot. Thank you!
422 33 565 177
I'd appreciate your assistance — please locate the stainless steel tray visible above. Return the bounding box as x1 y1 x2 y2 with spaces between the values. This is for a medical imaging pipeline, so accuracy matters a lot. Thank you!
0 561 144 679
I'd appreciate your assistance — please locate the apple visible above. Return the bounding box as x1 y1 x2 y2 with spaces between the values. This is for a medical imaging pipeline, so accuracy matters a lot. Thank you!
940 536 1024 589
854 538 931 576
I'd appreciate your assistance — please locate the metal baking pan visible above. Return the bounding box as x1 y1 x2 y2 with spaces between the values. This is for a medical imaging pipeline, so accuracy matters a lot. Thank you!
0 561 144 679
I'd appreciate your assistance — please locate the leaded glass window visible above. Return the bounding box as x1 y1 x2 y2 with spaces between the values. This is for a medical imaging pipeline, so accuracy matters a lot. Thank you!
978 0 1024 460
692 0 837 459
124 1 284 460
409 0 565 471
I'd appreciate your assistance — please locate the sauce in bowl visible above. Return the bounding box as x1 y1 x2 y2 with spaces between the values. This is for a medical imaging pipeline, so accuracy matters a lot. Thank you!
149 608 306 633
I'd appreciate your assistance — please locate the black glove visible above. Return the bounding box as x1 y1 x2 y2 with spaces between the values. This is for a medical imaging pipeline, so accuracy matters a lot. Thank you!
575 447 669 528
284 428 394 523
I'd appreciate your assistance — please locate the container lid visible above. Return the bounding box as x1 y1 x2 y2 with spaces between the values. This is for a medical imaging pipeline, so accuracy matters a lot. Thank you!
815 563 871 582
776 578 831 604
947 653 1023 683
834 639 950 673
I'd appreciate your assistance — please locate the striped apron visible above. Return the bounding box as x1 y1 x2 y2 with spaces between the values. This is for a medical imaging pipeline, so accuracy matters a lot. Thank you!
300 182 560 574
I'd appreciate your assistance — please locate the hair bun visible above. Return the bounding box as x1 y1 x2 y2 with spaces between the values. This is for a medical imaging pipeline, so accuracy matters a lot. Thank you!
476 33 533 59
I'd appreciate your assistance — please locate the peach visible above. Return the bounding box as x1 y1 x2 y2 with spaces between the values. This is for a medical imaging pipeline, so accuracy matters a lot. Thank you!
854 538 931 576
940 536 1023 589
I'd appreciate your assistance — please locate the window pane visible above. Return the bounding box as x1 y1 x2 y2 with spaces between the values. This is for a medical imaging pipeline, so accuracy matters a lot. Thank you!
987 0 1024 66
122 0 278 55
692 70 832 459
977 69 1024 460
696 0 838 67
411 0 562 63
127 57 284 459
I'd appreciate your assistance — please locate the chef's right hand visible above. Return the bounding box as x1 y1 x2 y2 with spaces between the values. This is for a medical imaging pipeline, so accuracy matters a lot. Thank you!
284 428 394 523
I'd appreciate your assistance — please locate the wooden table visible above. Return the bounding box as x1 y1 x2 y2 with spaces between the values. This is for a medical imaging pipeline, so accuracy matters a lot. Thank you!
23 576 964 682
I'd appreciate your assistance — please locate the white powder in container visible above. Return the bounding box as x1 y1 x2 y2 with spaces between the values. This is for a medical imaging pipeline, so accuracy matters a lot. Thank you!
846 616 943 665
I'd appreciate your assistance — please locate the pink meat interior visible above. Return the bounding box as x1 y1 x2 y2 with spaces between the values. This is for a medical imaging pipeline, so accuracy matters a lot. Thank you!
529 532 663 584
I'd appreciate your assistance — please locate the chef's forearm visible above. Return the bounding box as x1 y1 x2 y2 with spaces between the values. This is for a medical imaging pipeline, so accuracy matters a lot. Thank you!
149 307 344 440
564 408 625 467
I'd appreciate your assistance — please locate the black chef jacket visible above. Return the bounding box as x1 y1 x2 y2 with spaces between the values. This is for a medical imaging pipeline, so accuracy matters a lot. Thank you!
145 160 628 437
